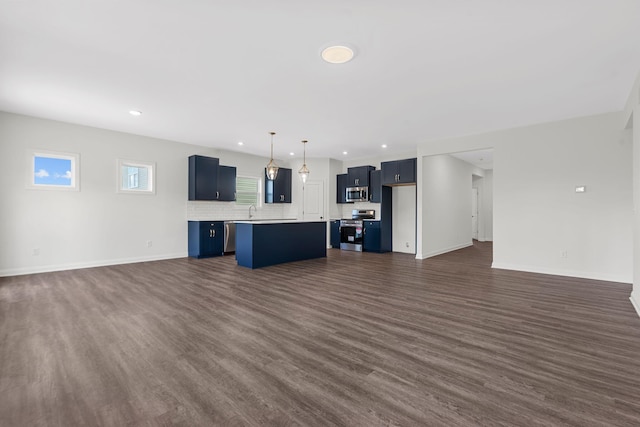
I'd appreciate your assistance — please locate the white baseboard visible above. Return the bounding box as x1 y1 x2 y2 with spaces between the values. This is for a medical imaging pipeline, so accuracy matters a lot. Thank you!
630 291 640 319
491 261 632 284
415 242 473 260
0 252 188 277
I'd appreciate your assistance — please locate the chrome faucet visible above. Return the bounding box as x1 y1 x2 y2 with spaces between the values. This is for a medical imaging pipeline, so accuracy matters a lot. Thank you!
248 204 256 219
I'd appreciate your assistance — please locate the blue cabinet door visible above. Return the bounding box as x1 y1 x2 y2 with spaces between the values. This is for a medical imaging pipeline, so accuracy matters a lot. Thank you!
381 158 416 185
397 158 416 184
265 167 292 203
218 165 236 201
188 221 224 258
363 220 381 252
189 155 219 200
330 220 341 248
347 165 375 187
336 173 351 204
369 170 381 203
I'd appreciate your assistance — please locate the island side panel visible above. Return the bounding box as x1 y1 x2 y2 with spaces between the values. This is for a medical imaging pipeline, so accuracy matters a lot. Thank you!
235 222 255 268
237 222 327 269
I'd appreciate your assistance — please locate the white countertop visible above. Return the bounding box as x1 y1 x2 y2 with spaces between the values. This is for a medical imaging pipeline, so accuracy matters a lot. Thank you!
234 219 325 224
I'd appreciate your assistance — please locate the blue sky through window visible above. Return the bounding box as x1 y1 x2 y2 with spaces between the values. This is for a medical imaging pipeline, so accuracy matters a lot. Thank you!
34 156 72 186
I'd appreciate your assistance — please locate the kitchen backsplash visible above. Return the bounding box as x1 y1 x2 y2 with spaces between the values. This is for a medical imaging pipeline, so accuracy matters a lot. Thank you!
187 201 297 221
341 201 381 219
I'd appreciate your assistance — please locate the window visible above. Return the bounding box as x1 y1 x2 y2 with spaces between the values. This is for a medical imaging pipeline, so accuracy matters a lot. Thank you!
28 150 79 190
117 159 155 194
235 176 261 206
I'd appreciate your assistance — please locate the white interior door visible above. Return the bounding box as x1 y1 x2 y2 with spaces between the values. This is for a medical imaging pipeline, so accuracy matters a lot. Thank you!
303 181 324 221
471 187 478 240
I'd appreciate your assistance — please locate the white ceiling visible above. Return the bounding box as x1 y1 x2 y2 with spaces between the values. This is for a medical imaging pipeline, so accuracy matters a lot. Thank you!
1 1 639 160
450 149 494 170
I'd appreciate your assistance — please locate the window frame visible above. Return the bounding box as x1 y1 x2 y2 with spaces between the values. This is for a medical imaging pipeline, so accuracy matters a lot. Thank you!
27 149 80 191
235 175 262 208
116 159 156 195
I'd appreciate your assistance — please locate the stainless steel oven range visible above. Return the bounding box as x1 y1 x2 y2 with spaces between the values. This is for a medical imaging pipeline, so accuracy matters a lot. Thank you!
340 209 375 251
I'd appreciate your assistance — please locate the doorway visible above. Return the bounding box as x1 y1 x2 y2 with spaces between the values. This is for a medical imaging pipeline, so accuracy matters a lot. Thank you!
472 187 478 240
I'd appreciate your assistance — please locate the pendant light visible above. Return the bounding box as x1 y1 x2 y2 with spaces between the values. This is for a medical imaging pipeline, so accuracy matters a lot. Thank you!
298 140 310 183
266 131 279 181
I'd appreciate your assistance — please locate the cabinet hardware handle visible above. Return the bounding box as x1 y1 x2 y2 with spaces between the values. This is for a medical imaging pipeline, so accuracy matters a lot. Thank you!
216 191 219 199
210 229 215 238
209 229 212 237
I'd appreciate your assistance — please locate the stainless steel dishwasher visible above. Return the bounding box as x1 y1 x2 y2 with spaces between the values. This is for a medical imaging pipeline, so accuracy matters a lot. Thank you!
224 221 236 254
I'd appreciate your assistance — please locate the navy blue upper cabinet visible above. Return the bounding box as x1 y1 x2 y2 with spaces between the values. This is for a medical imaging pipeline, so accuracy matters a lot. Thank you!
336 173 351 204
265 167 291 203
369 170 382 203
189 155 219 200
188 221 224 258
381 158 417 185
188 155 236 201
217 165 236 201
347 166 375 187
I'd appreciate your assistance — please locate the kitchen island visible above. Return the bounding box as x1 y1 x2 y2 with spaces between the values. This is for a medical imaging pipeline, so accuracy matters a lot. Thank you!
235 220 327 268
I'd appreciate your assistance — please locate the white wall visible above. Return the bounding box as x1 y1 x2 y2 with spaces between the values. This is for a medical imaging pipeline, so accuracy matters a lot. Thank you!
482 170 494 241
329 158 343 220
392 186 416 253
623 71 640 315
0 112 299 275
419 154 474 258
0 112 193 275
417 112 633 283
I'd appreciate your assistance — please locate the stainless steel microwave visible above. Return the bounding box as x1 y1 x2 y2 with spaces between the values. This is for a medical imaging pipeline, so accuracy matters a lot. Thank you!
345 186 368 202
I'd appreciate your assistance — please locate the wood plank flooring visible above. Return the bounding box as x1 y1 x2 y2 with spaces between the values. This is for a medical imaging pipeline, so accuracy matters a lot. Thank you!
1 242 640 426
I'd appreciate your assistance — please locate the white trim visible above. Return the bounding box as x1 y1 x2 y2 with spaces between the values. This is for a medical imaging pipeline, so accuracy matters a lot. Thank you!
491 261 632 284
415 242 473 260
27 149 80 191
235 174 262 208
0 252 187 277
630 292 640 319
116 158 156 194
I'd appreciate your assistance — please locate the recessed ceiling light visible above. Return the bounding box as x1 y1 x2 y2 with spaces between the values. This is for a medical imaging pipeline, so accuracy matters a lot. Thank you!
342 151 348 155
289 152 295 156
381 144 387 148
321 45 354 64
238 141 244 146
129 110 142 116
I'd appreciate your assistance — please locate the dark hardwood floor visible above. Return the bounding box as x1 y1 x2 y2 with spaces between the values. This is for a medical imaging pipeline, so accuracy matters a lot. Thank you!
1 242 640 426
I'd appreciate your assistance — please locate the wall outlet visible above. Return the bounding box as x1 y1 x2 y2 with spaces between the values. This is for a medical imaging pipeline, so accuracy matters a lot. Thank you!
561 250 568 258
405 242 410 248
146 240 153 248
32 248 40 256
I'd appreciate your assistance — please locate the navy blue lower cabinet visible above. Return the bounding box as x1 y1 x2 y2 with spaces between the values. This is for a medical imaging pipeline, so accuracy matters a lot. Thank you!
330 220 341 248
236 221 326 268
188 221 224 258
363 220 382 252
